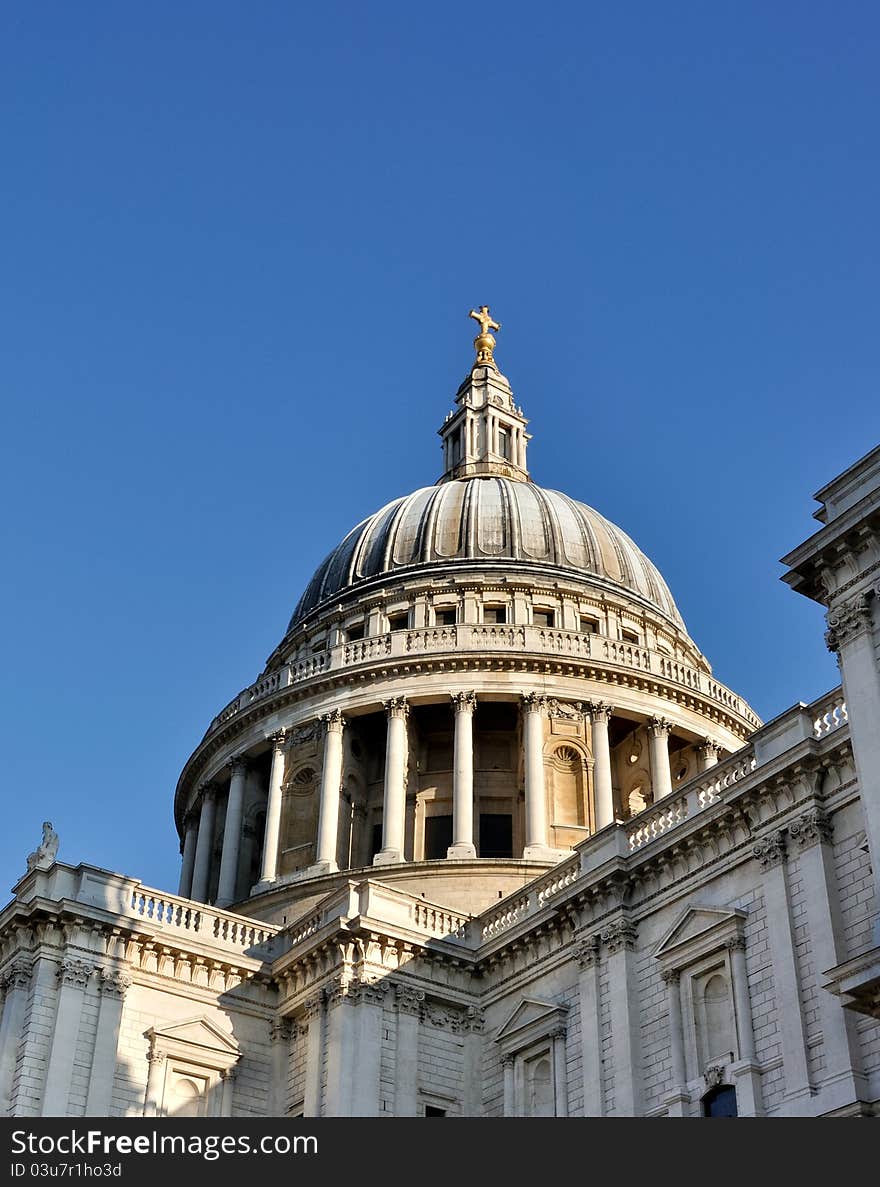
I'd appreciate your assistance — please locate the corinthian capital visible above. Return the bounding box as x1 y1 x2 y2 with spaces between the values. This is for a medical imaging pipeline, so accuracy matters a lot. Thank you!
321 708 346 733
521 692 547 714
825 591 873 653
648 716 673 738
586 701 614 725
450 690 477 713
788 808 833 850
383 696 410 720
753 829 786 870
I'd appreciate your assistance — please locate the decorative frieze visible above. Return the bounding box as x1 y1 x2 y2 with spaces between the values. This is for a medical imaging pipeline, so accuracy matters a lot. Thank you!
753 829 786 869
788 808 833 849
825 591 873 653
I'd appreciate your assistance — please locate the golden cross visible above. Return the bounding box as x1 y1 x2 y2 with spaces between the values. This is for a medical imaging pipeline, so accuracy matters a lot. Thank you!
469 306 501 336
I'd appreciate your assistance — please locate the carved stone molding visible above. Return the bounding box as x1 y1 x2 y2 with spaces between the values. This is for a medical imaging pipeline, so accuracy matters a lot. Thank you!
270 729 289 753
789 808 833 850
704 1064 727 1088
269 1019 292 1044
546 699 584 722
660 968 680 986
753 830 786 870
575 936 601 969
648 716 673 738
394 985 426 1016
548 1026 567 1041
58 958 93 988
287 722 320 747
601 920 637 954
300 993 324 1022
464 1006 485 1034
698 738 723 760
450 690 477 713
501 1054 515 1069
723 936 747 953
146 1050 166 1066
825 591 873 653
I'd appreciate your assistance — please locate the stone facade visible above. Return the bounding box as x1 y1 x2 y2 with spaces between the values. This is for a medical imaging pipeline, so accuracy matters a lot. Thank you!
1 335 879 1117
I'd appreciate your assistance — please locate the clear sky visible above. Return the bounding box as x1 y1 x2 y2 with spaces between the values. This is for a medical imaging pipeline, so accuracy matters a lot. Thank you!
1 3 878 896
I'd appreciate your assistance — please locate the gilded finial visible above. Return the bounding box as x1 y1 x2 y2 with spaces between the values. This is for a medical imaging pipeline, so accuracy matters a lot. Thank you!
469 305 501 366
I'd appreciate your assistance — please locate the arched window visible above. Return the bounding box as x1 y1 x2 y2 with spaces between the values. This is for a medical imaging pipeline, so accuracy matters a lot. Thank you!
527 1056 554 1117
551 746 586 827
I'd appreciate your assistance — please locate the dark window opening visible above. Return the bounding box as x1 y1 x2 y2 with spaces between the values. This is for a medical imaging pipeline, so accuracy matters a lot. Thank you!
533 609 554 628
425 1105 446 1117
480 814 513 858
703 1086 737 1117
435 608 457 626
346 623 365 642
484 605 506 625
621 628 639 645
424 815 453 859
388 612 409 632
370 823 383 861
498 427 511 460
579 616 599 633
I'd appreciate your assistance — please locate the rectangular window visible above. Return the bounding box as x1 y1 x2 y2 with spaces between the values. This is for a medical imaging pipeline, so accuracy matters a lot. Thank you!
483 605 506 625
435 607 457 626
479 813 513 858
533 609 554 628
388 611 409 631
425 1105 447 1117
424 815 453 859
579 616 599 633
346 623 365 642
498 427 511 460
621 628 639 645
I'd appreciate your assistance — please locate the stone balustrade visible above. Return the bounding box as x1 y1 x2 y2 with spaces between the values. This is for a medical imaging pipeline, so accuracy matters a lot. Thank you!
206 625 761 737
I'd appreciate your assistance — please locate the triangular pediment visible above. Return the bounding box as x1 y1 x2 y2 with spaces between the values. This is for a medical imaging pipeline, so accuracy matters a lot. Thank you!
495 997 567 1043
147 1015 240 1056
654 906 745 961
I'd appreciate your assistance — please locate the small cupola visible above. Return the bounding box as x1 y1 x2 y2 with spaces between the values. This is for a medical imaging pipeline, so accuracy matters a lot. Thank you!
438 306 531 483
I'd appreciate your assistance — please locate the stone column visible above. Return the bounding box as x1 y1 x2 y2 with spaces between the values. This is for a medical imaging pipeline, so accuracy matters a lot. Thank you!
448 692 477 858
826 593 880 931
725 936 763 1117
753 830 811 1103
268 1019 292 1115
393 985 424 1116
375 698 409 865
648 717 673 801
601 918 642 1116
216 757 248 907
143 1049 166 1117
502 1054 516 1116
551 1027 568 1117
788 806 869 1105
0 960 32 1114
42 959 93 1115
220 1067 237 1116
588 702 615 830
259 731 288 884
190 785 218 903
661 969 689 1117
316 711 345 871
576 937 603 1116
697 738 722 772
522 693 550 858
302 994 325 1117
177 813 199 897
84 969 131 1114
462 1008 484 1116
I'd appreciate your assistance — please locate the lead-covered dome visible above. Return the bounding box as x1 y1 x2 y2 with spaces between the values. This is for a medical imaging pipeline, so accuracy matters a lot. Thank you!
291 476 685 630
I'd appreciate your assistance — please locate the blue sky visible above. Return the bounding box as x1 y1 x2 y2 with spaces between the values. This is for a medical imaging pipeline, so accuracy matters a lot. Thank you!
1 3 878 895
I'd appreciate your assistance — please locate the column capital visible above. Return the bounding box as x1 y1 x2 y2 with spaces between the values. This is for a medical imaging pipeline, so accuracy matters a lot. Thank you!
500 1054 516 1069
58 958 93 989
753 829 787 869
825 590 873 653
321 708 346 733
269 729 289 754
2 959 33 991
648 716 673 738
219 1067 238 1083
450 690 477 713
660 967 680 986
575 935 601 969
548 1026 567 1041
788 807 833 850
586 701 614 724
301 993 324 1022
146 1049 166 1066
723 935 747 953
698 737 723 759
521 691 548 714
383 696 410 720
227 754 249 777
197 782 218 804
600 919 637 954
394 984 426 1016
99 968 132 998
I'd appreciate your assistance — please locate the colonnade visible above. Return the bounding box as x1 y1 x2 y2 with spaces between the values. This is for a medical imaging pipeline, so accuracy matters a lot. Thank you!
178 696 725 903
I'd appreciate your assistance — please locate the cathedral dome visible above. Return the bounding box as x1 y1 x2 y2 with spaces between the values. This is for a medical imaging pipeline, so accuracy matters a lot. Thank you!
290 477 685 631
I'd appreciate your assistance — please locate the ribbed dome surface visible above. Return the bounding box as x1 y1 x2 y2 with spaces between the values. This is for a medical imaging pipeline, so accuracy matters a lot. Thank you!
290 477 685 630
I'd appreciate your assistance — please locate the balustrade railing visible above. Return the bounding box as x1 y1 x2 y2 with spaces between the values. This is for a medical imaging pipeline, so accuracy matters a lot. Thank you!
812 691 848 738
411 901 469 939
128 887 278 953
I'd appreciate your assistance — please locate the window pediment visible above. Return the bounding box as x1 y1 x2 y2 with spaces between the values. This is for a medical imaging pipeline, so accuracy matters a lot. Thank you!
495 997 568 1057
653 905 746 972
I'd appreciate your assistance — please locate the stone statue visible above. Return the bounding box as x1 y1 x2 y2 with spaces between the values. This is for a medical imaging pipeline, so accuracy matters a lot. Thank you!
26 821 59 872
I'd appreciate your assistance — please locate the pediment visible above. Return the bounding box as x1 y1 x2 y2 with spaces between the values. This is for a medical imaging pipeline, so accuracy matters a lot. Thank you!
147 1015 240 1057
653 905 745 966
495 997 568 1050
